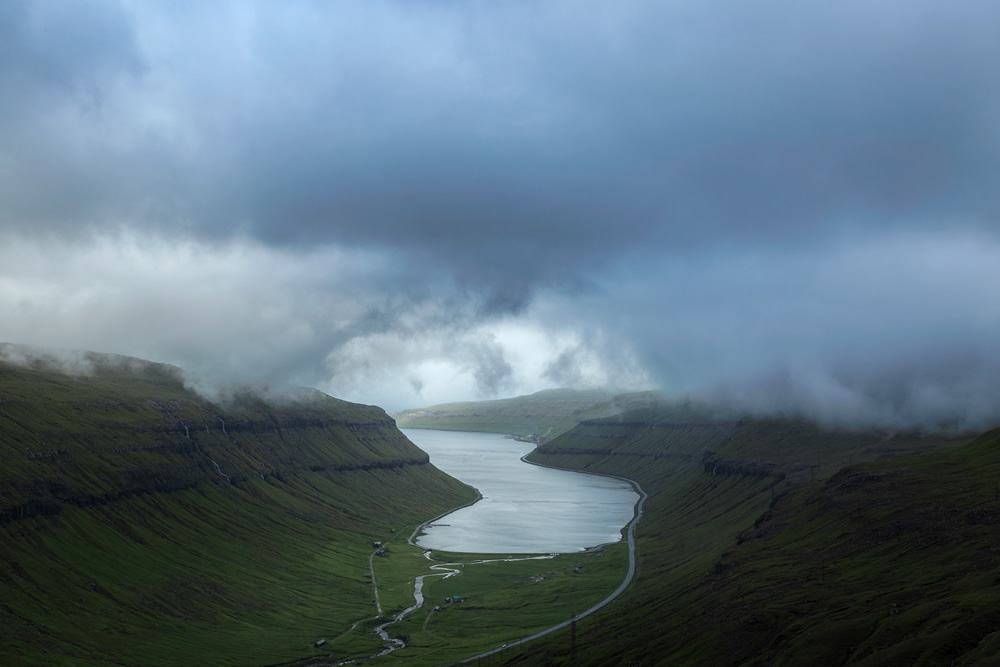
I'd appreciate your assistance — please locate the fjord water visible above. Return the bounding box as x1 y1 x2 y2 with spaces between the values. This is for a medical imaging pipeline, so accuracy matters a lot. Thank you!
402 429 638 553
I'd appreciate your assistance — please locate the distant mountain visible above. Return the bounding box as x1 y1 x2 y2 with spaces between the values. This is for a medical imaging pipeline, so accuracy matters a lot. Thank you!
393 387 672 438
0 344 474 665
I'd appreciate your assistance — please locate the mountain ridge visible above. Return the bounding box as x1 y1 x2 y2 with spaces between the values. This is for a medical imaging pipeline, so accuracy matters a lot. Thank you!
392 387 668 438
0 346 475 665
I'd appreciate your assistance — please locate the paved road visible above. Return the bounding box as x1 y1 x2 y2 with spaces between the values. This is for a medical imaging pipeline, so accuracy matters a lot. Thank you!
368 548 383 617
456 459 648 664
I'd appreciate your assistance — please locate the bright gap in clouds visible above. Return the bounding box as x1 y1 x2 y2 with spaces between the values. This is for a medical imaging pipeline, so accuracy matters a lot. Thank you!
0 231 642 412
319 320 639 410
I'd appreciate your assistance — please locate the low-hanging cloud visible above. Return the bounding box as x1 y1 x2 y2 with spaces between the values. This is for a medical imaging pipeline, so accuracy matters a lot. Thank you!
548 231 1000 430
1 1 999 426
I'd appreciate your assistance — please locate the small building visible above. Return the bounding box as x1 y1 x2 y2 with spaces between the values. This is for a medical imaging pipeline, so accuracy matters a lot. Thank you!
314 639 326 648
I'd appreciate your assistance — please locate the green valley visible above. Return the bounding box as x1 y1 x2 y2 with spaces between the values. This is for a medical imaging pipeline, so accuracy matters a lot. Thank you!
399 390 1000 665
0 348 476 665
7 351 1000 666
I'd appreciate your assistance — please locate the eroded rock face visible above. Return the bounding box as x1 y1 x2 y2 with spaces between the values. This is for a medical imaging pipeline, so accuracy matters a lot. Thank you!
0 359 426 522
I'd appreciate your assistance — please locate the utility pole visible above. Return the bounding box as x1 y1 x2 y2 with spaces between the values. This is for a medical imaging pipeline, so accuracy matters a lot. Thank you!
571 613 578 660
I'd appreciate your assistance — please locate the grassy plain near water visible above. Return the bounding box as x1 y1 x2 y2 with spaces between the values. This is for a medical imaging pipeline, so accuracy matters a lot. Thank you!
367 543 629 666
1 466 481 666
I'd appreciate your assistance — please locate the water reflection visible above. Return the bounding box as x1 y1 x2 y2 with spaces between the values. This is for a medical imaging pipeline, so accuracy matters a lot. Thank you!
403 429 638 553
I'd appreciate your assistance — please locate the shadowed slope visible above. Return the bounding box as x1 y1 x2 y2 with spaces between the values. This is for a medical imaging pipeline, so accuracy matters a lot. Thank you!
0 351 475 665
513 405 978 665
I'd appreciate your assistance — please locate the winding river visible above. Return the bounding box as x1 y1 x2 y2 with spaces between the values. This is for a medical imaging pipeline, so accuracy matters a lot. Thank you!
401 429 638 553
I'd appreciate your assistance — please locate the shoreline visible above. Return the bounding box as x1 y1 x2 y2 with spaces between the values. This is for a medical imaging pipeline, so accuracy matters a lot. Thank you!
454 451 647 664
396 429 646 664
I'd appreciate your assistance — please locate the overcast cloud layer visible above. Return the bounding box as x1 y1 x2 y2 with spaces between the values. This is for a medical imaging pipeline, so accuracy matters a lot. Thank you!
2 1 999 428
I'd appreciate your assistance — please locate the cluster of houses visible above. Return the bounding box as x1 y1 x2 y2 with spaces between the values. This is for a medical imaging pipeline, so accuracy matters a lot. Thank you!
433 595 468 611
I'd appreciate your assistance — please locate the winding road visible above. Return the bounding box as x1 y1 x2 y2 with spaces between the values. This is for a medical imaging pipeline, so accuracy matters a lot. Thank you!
456 459 647 663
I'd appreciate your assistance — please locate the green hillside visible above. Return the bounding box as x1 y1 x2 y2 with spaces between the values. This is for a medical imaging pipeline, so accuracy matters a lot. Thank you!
392 388 663 438
0 348 476 665
9 360 999 666
509 406 989 665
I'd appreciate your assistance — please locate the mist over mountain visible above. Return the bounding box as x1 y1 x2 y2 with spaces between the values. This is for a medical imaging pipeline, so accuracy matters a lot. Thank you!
2 1 999 427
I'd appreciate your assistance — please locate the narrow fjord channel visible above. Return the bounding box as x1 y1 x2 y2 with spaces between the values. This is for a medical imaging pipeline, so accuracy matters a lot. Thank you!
357 429 645 663
402 428 638 554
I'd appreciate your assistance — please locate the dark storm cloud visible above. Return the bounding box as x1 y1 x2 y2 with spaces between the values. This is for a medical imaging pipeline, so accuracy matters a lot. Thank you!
224 0 1000 272
7 1 997 277
2 1 1000 424
0 1 157 229
545 231 1000 429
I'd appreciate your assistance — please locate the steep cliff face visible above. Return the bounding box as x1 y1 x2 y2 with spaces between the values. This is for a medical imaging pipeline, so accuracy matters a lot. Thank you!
0 358 430 522
0 351 475 666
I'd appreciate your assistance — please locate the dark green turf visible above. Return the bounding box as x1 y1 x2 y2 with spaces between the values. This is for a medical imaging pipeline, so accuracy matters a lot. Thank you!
509 408 987 665
0 349 476 665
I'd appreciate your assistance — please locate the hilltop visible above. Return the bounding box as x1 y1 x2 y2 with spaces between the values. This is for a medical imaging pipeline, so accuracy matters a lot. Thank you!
392 387 665 438
0 345 475 665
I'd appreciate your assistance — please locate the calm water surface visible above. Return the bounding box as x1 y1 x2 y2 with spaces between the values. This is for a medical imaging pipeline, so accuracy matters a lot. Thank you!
403 428 638 553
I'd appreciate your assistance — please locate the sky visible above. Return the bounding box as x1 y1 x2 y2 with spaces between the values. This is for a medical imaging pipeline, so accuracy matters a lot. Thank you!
2 0 999 428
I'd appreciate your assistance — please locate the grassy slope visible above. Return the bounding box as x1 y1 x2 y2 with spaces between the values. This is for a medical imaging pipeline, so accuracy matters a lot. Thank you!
671 428 1000 666
392 388 662 438
0 354 476 665
512 406 978 665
